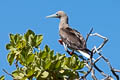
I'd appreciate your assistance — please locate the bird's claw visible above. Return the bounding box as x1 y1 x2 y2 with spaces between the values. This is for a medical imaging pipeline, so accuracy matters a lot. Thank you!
67 50 74 55
58 39 74 55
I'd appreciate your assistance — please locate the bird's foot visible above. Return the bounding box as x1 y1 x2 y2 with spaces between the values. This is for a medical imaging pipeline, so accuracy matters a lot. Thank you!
58 39 63 45
67 50 74 55
58 39 74 55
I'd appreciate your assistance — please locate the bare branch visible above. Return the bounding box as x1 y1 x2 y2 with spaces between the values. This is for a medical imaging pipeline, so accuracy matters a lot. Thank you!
80 48 94 79
102 76 114 80
114 69 120 73
62 28 120 80
91 69 97 80
94 64 108 77
86 27 93 42
90 33 108 52
79 62 92 80
94 46 119 80
94 56 102 64
14 60 19 68
3 69 13 77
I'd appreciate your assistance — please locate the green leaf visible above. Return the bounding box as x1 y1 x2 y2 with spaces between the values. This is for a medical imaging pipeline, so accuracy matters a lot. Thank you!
56 53 62 60
79 71 86 74
34 68 41 78
44 60 51 70
40 51 47 59
78 61 84 70
27 30 35 36
6 44 13 50
27 54 35 65
35 35 43 47
12 70 26 80
14 34 19 43
20 50 27 64
7 52 15 65
6 30 85 79
44 45 50 52
28 34 35 46
71 56 76 65
64 57 70 65
16 40 26 49
10 34 15 44
59 54 65 60
41 71 49 78
26 68 34 77
47 50 54 60
55 60 61 69
50 50 54 57
15 34 23 44
61 57 70 69
24 29 35 42
25 30 35 37
0 75 5 80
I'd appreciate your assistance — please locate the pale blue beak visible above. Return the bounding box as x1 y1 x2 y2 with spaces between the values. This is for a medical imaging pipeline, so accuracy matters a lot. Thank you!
46 13 58 18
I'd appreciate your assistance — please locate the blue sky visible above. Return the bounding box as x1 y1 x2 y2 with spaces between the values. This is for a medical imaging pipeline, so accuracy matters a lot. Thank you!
0 0 120 79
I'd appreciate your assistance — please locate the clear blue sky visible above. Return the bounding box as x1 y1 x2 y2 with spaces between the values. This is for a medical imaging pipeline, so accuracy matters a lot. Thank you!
0 0 120 79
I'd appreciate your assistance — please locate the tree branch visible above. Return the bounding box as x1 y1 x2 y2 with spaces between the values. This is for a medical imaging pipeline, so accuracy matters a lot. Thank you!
86 27 93 43
3 69 13 77
62 28 120 80
90 33 108 53
91 69 97 80
94 46 119 80
14 60 19 68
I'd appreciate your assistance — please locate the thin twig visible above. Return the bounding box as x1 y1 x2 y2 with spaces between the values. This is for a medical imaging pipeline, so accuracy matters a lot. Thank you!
93 47 109 77
80 50 94 79
94 46 119 80
90 33 108 53
102 76 114 80
94 64 108 77
15 60 19 68
114 69 120 72
94 56 102 64
79 62 91 80
91 69 97 80
3 69 13 77
93 55 109 77
86 27 93 42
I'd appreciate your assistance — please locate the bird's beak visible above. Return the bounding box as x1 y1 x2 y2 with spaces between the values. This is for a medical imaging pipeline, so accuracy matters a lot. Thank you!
46 13 58 18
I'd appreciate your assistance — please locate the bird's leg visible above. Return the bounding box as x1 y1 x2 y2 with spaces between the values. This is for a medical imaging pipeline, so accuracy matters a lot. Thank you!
62 42 68 51
58 39 63 45
59 39 74 55
66 49 74 55
62 42 74 55
69 50 74 55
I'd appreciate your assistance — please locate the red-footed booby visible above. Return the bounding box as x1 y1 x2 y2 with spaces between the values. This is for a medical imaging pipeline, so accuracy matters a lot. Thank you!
46 11 92 59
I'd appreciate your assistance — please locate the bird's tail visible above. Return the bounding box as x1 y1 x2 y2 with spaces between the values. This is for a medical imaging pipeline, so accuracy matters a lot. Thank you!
77 50 95 61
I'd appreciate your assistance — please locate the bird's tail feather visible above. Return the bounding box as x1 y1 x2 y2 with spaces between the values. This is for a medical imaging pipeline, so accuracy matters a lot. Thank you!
77 50 95 61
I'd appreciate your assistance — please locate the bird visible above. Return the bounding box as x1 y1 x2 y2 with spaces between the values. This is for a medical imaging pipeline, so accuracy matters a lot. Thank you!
46 11 93 59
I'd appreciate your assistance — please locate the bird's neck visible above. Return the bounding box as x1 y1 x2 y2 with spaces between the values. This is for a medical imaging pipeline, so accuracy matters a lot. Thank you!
59 16 69 30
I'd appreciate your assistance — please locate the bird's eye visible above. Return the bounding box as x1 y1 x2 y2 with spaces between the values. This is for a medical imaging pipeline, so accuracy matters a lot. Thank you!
56 13 60 18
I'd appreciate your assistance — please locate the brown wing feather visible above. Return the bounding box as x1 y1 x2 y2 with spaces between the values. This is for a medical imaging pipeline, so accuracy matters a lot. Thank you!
59 27 86 50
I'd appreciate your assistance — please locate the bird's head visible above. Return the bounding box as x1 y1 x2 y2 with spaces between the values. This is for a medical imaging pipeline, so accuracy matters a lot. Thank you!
46 11 67 19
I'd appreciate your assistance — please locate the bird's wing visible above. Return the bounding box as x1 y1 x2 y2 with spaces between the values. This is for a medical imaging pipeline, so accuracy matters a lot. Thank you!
59 27 86 50
72 28 86 46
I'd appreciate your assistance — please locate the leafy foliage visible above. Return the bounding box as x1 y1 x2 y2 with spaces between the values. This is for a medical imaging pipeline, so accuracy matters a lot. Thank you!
0 75 5 80
4 30 84 80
